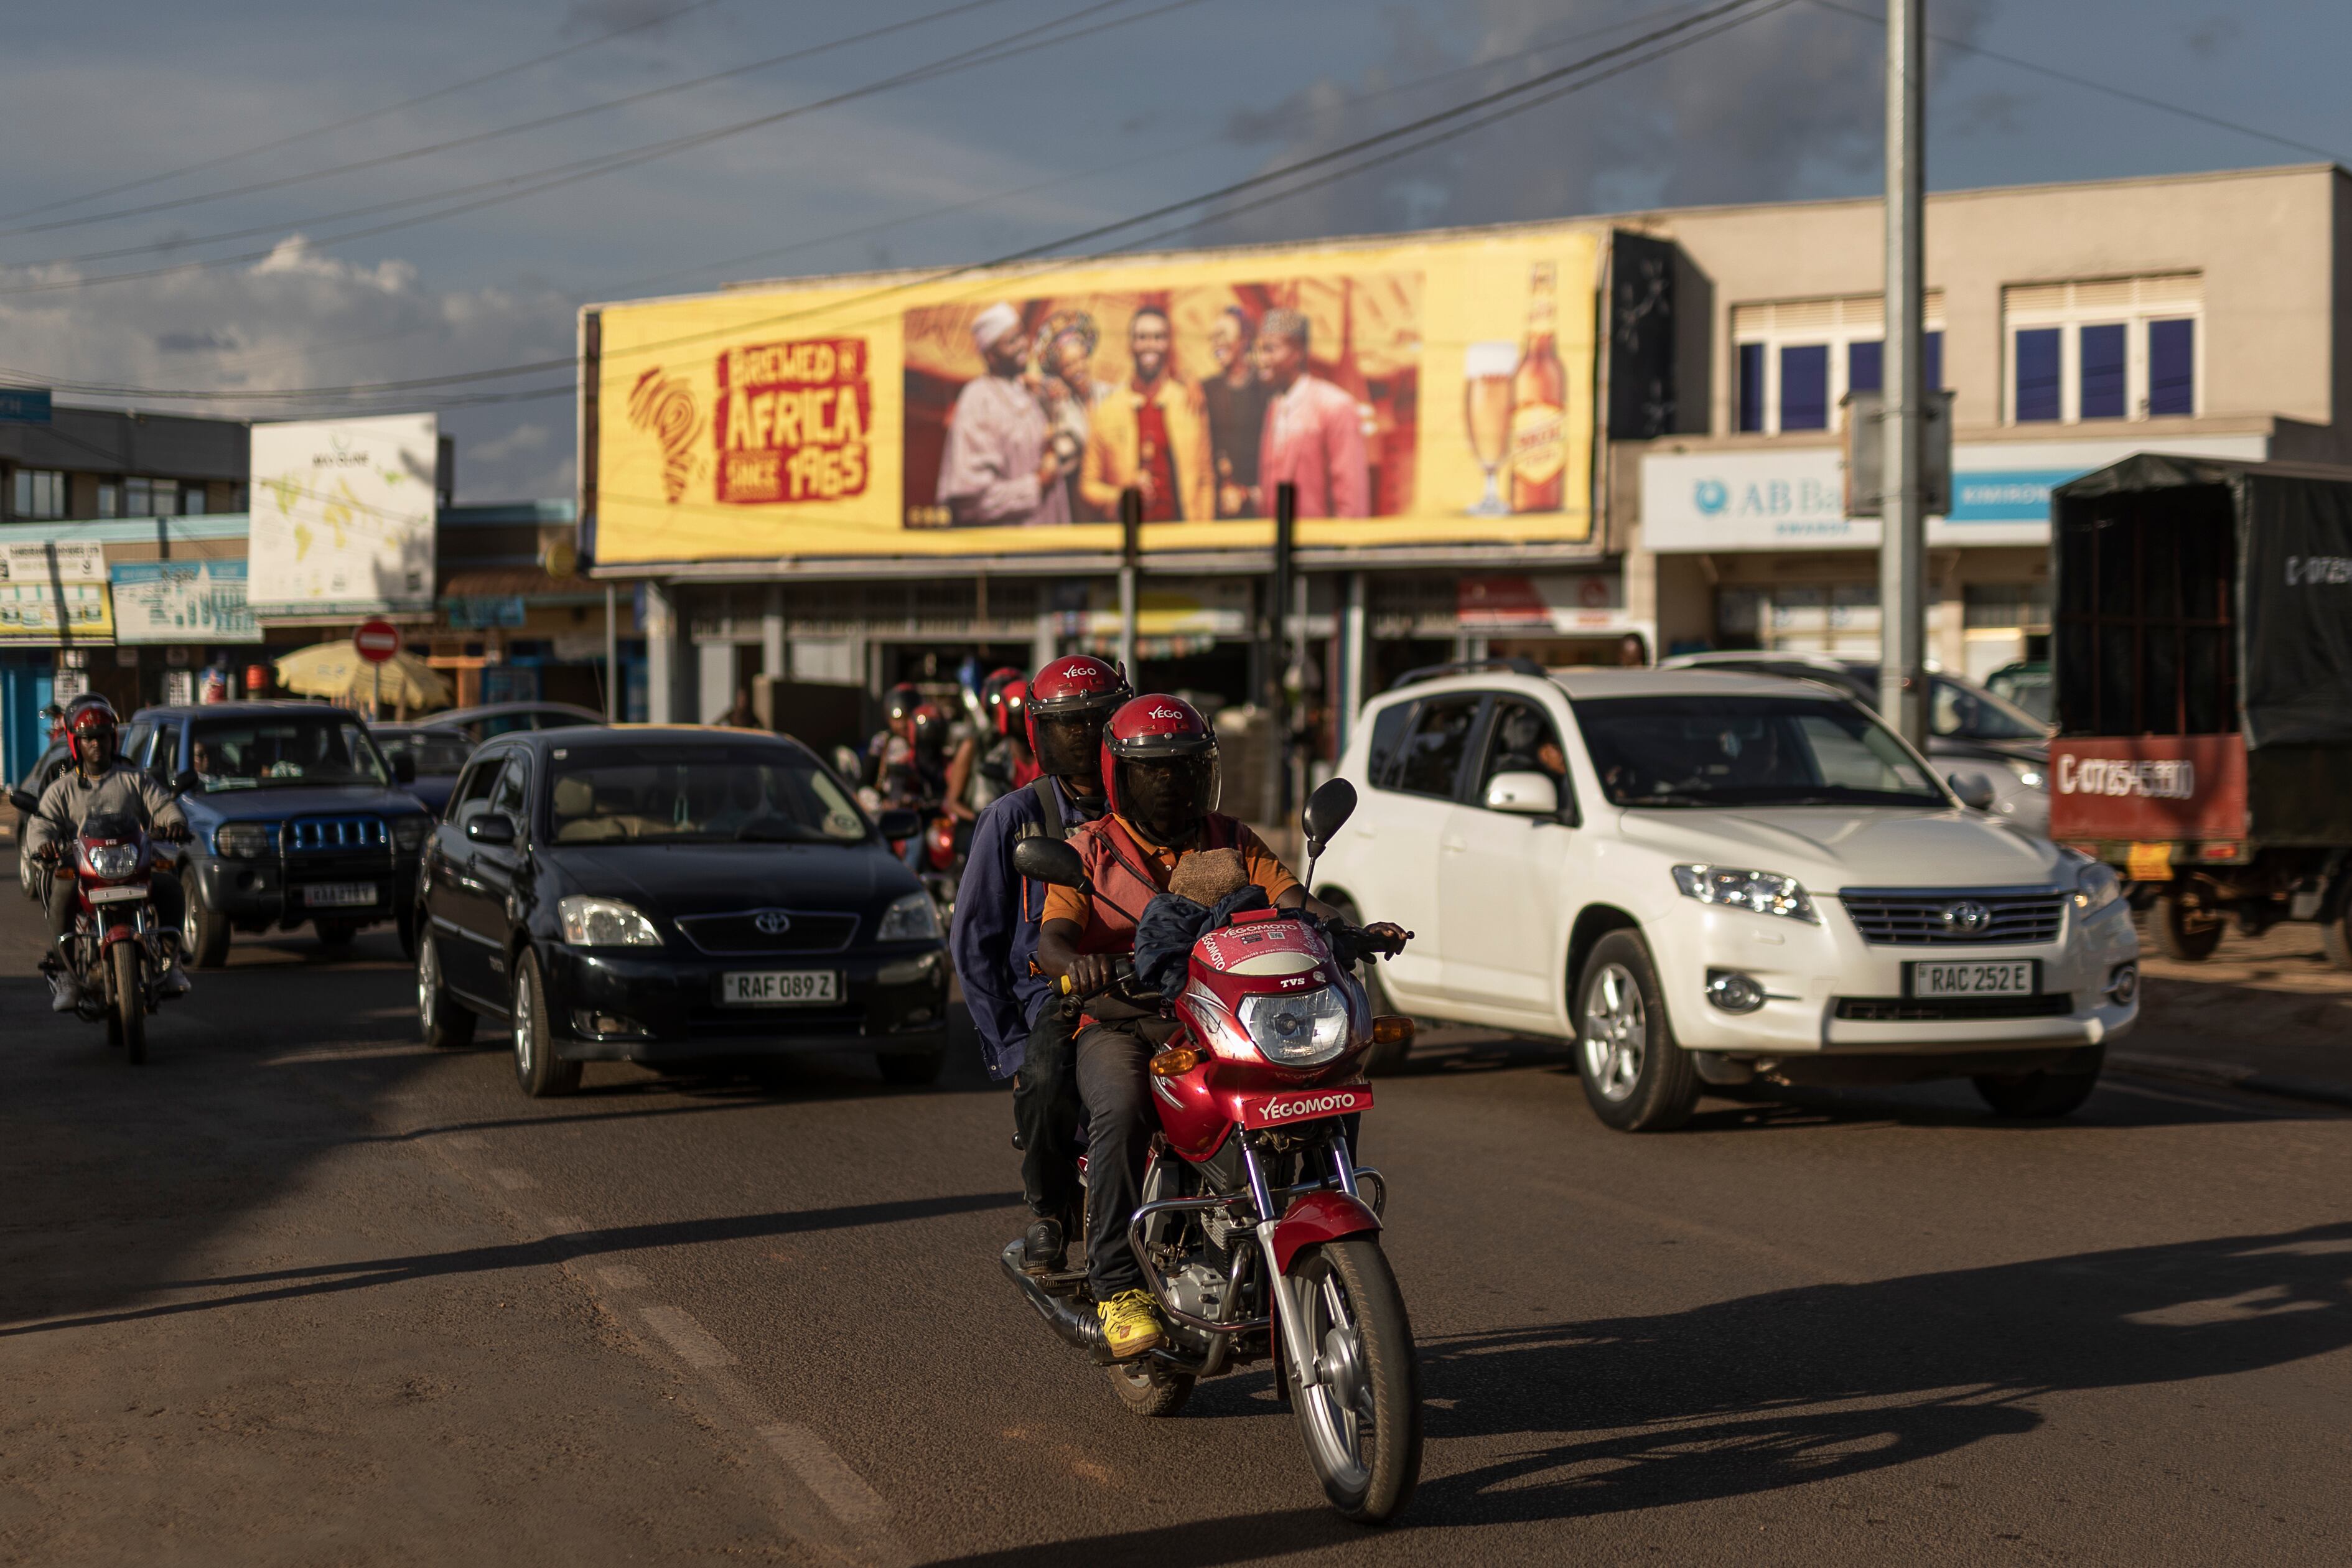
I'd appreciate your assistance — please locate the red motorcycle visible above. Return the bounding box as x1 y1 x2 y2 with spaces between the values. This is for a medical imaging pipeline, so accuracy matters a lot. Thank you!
21 803 184 1063
1007 780 1423 1523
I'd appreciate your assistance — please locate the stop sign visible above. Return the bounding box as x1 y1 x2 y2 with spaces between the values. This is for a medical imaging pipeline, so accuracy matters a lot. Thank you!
354 619 402 664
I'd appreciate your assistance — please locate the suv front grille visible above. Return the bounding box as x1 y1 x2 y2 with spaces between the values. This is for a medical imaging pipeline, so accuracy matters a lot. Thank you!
674 910 859 956
1837 888 2065 946
1834 994 2074 1022
286 816 389 854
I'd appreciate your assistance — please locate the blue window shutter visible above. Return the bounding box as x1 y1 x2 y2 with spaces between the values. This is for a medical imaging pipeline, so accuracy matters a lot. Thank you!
1849 340 1883 394
1737 343 1766 432
1780 344 1829 431
2015 328 2061 422
2079 323 2127 419
2148 318 2194 416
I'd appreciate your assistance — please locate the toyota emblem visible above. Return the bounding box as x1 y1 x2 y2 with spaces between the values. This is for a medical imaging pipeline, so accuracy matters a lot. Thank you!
1941 900 1992 936
753 910 793 936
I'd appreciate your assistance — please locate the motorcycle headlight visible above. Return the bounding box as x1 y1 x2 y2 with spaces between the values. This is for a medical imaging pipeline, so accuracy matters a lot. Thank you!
877 890 940 943
85 844 140 879
1238 987 1351 1068
2073 860 2123 915
1672 864 1818 923
558 895 663 948
391 814 431 853
212 822 278 859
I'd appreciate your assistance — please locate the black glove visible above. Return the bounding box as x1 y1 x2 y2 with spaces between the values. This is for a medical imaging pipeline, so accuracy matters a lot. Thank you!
156 821 193 844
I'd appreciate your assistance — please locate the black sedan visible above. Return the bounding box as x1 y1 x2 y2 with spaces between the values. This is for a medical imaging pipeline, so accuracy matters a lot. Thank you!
413 726 948 1097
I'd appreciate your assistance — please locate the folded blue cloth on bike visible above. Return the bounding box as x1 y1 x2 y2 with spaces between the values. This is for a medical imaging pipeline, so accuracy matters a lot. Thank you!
1133 884 1272 997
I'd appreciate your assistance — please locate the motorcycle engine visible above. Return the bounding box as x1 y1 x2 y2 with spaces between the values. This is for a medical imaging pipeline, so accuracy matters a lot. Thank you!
1163 1259 1228 1325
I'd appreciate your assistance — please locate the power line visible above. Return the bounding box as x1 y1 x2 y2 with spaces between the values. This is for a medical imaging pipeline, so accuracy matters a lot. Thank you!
1807 0 2349 165
0 0 1020 245
0 0 724 226
0 0 1196 296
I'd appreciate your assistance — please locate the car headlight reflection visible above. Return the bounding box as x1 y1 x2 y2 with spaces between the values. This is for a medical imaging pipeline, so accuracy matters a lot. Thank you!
2073 860 2123 915
2007 759 2048 791
1238 987 1351 1067
1672 864 1818 923
391 815 431 853
558 895 663 948
877 890 940 943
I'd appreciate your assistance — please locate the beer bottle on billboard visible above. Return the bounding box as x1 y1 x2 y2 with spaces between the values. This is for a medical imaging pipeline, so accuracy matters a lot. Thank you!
1508 260 1567 513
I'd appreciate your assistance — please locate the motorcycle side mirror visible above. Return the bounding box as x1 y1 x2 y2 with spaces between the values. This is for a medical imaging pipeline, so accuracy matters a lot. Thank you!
1302 777 1357 859
6 787 35 814
171 769 200 796
465 813 517 846
1012 836 1089 890
874 806 922 841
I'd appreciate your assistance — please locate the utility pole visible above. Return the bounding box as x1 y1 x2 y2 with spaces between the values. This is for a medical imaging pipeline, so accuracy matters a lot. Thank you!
1116 487 1141 682
1879 0 1928 746
1267 482 1297 837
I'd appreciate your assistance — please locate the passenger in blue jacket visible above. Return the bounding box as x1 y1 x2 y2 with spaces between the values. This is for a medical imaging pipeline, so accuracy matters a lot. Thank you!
949 653 1129 1274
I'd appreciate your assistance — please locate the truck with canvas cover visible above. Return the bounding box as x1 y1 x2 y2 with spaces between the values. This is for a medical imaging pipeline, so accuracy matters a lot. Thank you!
2049 454 2352 964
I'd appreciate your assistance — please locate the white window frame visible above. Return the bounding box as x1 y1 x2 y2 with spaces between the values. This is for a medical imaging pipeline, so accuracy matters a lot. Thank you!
2001 274 2203 426
9 467 67 520
1731 292 1945 436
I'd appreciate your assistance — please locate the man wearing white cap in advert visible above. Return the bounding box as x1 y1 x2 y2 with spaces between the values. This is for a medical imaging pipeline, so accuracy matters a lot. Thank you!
936 302 1071 526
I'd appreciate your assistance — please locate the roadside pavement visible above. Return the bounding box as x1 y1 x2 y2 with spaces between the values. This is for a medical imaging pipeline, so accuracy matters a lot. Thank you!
2114 914 2352 1108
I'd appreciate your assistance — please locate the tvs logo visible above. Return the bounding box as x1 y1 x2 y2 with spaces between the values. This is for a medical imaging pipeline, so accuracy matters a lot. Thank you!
2056 756 2196 800
752 910 794 936
1939 900 1992 936
716 337 872 505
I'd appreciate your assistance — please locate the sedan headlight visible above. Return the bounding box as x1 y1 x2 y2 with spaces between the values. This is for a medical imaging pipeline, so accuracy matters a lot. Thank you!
85 844 141 879
2073 860 2123 915
558 895 663 948
1673 864 1818 923
391 815 431 853
1238 987 1352 1068
212 822 278 859
877 890 941 943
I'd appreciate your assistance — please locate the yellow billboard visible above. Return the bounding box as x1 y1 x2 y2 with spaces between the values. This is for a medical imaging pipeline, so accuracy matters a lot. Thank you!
588 225 1598 565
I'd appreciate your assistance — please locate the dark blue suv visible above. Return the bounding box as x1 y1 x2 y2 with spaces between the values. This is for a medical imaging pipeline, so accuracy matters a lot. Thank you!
123 702 434 966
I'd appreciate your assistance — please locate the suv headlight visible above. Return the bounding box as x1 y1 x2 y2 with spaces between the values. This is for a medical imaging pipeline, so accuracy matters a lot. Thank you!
1238 987 1351 1068
558 895 663 948
2073 860 2123 915
391 815 431 853
1673 864 1818 922
877 890 941 943
212 822 278 859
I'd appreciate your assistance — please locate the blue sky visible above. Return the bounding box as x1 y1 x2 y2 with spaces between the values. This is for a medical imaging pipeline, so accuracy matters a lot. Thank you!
0 0 2343 500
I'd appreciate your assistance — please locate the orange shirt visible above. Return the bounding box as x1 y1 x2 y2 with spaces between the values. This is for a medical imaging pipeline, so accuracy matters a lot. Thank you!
1041 814 1299 931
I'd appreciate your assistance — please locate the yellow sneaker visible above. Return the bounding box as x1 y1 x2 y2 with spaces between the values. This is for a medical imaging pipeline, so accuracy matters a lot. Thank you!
1096 1289 1165 1360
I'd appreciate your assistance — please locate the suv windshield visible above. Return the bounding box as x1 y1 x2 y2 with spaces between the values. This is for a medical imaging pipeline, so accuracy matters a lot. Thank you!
376 730 474 775
1575 695 1945 809
188 716 390 791
547 745 869 846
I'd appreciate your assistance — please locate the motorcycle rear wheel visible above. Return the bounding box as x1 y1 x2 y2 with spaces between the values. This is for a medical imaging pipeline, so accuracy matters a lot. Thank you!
113 943 146 1066
1282 1238 1420 1523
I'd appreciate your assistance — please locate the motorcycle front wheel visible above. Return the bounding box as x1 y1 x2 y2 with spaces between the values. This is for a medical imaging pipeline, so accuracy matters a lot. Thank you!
1282 1238 1421 1523
112 943 146 1065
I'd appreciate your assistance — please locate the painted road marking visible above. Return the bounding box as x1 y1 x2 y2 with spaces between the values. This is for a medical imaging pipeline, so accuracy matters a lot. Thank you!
638 1304 734 1368
760 1422 892 1531
487 1168 537 1192
596 1265 649 1290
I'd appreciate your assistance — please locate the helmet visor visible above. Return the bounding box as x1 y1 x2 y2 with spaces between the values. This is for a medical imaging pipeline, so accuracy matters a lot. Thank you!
1116 752 1220 843
1031 709 1109 777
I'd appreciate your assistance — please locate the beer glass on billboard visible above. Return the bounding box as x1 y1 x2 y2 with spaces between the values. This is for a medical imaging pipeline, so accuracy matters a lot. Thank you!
1463 342 1515 516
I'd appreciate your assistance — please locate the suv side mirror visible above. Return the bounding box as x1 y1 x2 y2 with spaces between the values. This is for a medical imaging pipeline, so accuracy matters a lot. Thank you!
1301 777 1357 856
874 807 922 841
1482 770 1560 817
1012 836 1089 890
465 813 517 846
1947 771 1998 812
172 769 200 796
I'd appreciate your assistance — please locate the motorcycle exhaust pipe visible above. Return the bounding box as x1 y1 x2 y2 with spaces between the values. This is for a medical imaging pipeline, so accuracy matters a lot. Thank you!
998 1241 1115 1365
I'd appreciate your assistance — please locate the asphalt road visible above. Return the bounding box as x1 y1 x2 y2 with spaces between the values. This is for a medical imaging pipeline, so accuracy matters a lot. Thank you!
2 862 2348 1567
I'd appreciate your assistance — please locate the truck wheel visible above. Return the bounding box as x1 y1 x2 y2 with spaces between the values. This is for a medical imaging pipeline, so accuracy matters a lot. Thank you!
1575 930 1699 1132
2152 892 2223 961
1974 1048 2104 1118
1330 897 1411 1076
182 889 231 969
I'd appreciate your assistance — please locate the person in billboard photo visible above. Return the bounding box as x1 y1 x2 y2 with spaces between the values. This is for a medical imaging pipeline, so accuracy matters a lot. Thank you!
1255 307 1371 519
1200 305 1269 518
1080 306 1213 523
935 301 1071 527
1035 312 1105 520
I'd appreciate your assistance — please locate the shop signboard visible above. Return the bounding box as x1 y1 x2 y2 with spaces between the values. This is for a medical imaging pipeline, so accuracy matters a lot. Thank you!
587 225 1602 566
247 413 439 616
1456 572 1633 633
109 559 261 644
1644 433 2270 551
0 541 113 641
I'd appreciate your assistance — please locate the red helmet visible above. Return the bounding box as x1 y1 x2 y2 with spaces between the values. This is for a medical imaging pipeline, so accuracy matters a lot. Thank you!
1025 654 1131 778
1101 694 1220 844
884 682 923 729
979 666 1024 735
996 678 1029 738
65 697 121 771
910 702 947 755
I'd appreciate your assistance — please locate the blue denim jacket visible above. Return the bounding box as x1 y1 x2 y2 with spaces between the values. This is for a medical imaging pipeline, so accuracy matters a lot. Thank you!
949 777 1103 1078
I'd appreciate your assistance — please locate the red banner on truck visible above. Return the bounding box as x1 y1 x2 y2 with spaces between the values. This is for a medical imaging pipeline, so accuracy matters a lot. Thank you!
2049 734 2248 842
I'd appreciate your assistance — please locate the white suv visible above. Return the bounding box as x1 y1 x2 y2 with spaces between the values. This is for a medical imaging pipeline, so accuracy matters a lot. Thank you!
1313 665 2139 1130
